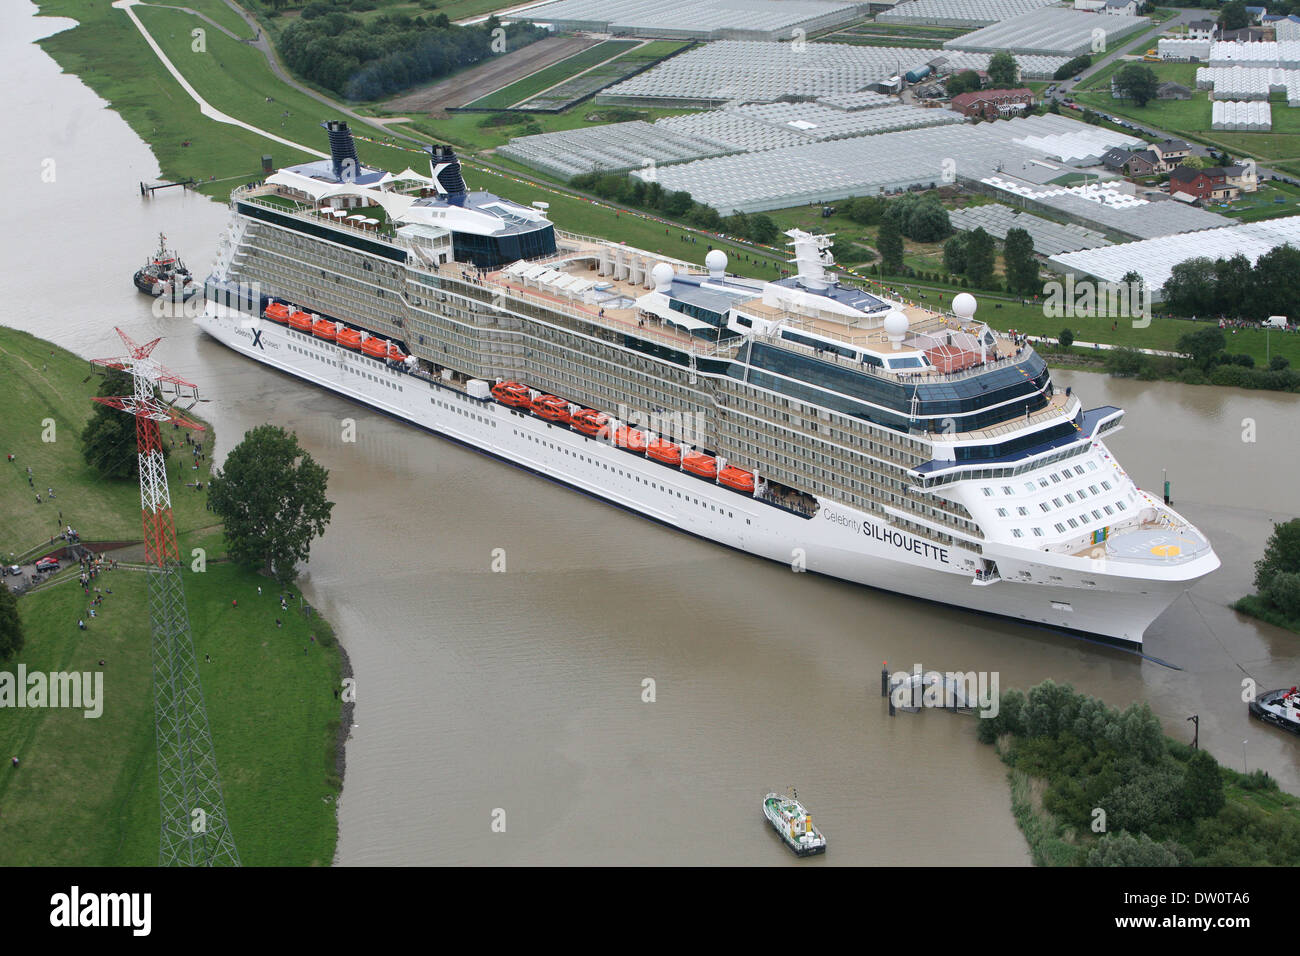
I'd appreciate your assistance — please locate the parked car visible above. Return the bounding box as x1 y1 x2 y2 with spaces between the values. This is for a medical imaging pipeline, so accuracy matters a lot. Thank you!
35 557 59 572
4 565 20 577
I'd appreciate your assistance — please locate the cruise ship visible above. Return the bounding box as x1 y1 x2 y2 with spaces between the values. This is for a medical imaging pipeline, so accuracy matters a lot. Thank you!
197 120 1219 648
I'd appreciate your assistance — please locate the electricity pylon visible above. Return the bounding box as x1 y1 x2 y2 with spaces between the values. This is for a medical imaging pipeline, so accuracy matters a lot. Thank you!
93 328 240 866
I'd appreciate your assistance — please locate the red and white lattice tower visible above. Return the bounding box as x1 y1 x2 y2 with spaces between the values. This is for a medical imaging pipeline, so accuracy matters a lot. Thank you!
93 327 240 867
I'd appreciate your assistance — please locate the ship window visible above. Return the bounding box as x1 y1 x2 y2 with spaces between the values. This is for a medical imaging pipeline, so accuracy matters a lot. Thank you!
1012 529 1023 538
1024 482 1035 492
1088 461 1098 471
1101 481 1111 490
1089 485 1099 494
1055 523 1065 532
1039 503 1050 513
1068 518 1078 528
996 508 1007 517
982 488 993 497
1050 474 1061 483
1052 497 1062 507
1017 507 1028 516
1093 510 1102 520
1104 505 1113 515
1074 466 1085 476
1001 486 1013 495
1116 501 1126 511
1038 479 1049 488
1033 528 1043 537
1064 493 1075 503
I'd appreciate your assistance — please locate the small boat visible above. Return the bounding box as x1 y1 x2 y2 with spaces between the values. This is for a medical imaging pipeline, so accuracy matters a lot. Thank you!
614 427 646 452
288 310 314 332
337 327 362 350
682 452 717 479
263 301 291 324
763 791 826 857
492 381 532 409
718 466 755 493
646 438 681 466
134 232 199 302
571 408 610 439
361 337 390 359
312 319 338 341
532 394 572 425
386 342 407 362
1249 686 1300 736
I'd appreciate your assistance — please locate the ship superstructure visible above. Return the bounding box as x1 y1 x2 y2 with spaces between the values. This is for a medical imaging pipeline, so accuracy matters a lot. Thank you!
197 121 1218 647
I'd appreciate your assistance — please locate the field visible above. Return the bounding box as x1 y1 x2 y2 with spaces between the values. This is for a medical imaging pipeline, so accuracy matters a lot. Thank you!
0 326 214 560
0 532 344 865
512 40 692 112
462 40 641 110
383 35 601 114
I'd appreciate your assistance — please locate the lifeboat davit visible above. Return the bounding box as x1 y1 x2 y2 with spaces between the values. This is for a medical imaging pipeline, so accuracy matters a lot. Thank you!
386 342 406 362
614 427 646 452
571 408 610 438
312 319 338 341
288 310 313 332
337 327 362 350
264 301 290 324
718 466 755 493
647 438 681 466
532 394 572 425
682 452 717 479
492 381 532 409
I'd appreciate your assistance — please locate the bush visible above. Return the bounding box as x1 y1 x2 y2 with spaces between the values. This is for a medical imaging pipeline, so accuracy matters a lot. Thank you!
1087 832 1186 867
1059 328 1074 348
1264 570 1300 618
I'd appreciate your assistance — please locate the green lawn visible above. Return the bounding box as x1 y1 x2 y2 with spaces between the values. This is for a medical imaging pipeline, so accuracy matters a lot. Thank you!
463 39 640 110
0 534 343 865
0 327 215 561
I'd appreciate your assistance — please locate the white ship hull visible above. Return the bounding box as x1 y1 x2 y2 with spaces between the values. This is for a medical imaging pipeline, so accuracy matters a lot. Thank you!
195 305 1199 649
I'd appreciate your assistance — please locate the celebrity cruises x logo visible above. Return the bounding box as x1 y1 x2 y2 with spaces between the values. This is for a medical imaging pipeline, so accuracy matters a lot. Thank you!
0 666 103 718
49 886 151 936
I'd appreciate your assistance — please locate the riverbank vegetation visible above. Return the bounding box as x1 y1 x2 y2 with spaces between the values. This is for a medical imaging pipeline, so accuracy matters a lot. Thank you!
980 679 1300 865
1235 518 1300 633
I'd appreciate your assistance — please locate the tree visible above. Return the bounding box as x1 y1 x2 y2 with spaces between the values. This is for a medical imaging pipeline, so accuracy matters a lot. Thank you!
1002 226 1038 295
987 51 1018 88
1179 749 1226 821
1248 244 1300 320
1105 346 1145 377
1059 328 1075 348
0 582 22 663
964 227 995 288
747 213 779 244
1253 518 1300 594
208 424 334 585
1161 257 1218 316
1219 0 1249 31
81 368 169 479
877 217 904 274
1180 154 1208 170
905 198 951 242
1176 325 1226 366
1087 832 1185 867
1265 571 1300 618
1114 64 1159 107
946 69 981 97
943 233 968 274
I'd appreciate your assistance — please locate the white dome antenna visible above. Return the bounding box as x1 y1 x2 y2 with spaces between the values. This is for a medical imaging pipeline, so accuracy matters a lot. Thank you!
651 262 674 293
951 292 977 321
705 249 727 279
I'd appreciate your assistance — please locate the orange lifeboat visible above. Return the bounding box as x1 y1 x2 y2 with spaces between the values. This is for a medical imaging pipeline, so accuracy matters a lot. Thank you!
264 301 290 324
614 427 646 452
312 319 338 341
646 438 681 466
571 408 610 438
337 327 362 350
532 394 572 426
386 342 406 362
492 381 532 409
682 452 717 479
288 310 313 332
361 337 390 359
719 466 755 493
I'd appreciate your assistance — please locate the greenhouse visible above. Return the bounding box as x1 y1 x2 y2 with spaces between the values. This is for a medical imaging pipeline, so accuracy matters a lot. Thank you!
948 205 1112 256
945 8 1149 57
508 0 866 41
878 0 1059 27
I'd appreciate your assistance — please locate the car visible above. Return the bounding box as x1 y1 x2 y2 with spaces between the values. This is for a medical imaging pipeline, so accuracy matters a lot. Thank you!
4 565 20 577
34 557 59 572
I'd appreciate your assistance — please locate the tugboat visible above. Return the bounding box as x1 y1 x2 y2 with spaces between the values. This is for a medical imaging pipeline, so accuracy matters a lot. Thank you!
763 790 826 857
1249 686 1300 735
134 232 199 301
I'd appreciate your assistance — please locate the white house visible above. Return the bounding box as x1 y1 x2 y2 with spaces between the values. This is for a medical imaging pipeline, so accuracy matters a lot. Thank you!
1276 15 1300 40
1104 0 1140 15
1187 19 1216 40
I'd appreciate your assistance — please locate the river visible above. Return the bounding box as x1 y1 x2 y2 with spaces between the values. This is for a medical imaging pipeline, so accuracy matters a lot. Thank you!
6 1 1298 865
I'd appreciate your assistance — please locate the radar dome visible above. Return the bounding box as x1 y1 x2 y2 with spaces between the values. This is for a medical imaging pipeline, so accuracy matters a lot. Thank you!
651 262 674 292
705 249 727 278
952 292 977 320
883 311 909 350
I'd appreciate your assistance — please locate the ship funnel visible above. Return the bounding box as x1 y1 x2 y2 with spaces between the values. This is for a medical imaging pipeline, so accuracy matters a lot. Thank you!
784 228 834 291
321 120 360 183
426 144 468 206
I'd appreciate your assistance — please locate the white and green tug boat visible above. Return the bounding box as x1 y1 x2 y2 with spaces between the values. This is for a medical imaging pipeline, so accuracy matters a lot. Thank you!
763 791 826 857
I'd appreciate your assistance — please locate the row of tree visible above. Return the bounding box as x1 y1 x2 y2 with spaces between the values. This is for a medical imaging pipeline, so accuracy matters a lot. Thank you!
277 12 544 100
567 172 782 244
1161 245 1300 321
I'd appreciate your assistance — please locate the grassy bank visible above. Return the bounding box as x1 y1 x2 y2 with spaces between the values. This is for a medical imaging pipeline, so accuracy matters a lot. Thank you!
0 327 345 865
0 326 214 557
1233 594 1300 634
